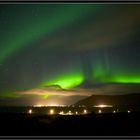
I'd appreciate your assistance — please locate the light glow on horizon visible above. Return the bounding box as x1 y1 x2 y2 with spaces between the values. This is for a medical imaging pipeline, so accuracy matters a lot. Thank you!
33 104 44 107
94 104 113 108
33 104 67 107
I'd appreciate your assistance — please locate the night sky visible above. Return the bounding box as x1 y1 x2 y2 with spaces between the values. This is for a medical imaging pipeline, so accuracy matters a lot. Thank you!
0 4 140 106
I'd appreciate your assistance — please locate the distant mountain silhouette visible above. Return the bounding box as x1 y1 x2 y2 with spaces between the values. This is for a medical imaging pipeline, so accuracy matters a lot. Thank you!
74 93 140 107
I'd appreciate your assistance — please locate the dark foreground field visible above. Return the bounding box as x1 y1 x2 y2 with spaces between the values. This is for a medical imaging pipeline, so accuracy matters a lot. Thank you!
0 112 140 136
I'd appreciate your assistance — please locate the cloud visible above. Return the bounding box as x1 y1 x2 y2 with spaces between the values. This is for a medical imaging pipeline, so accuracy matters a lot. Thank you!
17 85 93 97
17 84 140 97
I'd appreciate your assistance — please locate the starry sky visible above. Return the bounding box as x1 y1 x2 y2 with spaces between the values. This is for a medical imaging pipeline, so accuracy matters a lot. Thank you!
0 4 140 106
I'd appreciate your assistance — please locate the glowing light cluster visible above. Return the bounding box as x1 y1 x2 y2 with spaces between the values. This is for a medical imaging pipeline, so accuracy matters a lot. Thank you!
67 110 72 115
94 104 113 108
59 111 64 115
33 104 44 107
58 110 80 115
58 110 84 115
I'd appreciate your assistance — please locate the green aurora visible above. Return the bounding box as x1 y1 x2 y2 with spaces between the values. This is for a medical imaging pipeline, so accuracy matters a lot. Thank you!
41 71 84 89
0 4 104 63
0 4 140 103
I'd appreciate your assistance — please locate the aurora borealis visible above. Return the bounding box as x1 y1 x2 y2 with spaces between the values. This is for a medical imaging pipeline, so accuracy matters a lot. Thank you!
0 3 140 106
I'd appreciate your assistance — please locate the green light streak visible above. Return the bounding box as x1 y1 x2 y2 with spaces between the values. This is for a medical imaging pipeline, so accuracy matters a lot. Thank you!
92 65 140 84
0 4 104 63
92 56 140 84
92 59 110 83
113 75 140 84
41 72 84 89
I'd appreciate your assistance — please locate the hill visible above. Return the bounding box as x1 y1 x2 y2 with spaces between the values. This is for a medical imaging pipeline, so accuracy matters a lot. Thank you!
74 93 140 107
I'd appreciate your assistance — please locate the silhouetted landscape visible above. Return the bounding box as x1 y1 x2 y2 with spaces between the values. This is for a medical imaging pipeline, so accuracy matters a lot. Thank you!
1 94 140 136
75 93 140 107
1 111 140 135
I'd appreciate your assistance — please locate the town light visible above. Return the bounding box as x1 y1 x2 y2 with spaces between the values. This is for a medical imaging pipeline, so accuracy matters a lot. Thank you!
28 109 32 114
75 111 78 115
113 110 116 113
49 109 54 115
128 110 131 113
59 111 64 115
83 109 87 114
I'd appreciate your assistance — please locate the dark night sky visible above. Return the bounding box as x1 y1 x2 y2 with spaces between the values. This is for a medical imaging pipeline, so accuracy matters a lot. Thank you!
0 4 140 106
